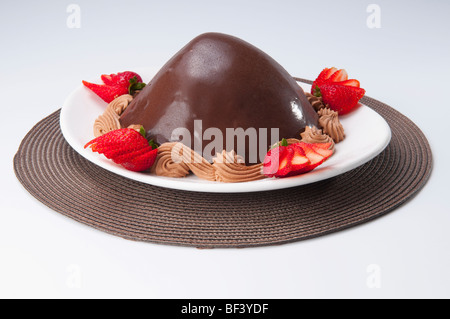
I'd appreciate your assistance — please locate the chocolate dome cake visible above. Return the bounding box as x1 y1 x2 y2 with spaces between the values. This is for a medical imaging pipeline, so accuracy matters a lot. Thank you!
119 32 318 164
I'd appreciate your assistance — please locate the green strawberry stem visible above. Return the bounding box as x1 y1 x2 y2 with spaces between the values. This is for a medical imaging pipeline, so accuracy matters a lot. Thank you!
270 138 288 150
139 126 146 138
138 125 158 150
128 76 146 95
148 139 158 150
313 86 322 98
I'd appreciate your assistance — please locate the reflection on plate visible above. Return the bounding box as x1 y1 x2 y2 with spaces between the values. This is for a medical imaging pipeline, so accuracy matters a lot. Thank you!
60 68 391 193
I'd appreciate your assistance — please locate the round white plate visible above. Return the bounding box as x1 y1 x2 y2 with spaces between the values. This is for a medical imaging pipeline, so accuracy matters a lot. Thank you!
60 68 391 193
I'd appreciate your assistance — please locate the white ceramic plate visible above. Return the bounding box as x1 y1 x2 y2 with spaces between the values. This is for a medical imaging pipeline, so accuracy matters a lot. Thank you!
60 68 391 193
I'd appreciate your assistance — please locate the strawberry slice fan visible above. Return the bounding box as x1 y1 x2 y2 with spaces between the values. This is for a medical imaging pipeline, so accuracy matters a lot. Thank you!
263 142 333 178
13 78 432 248
84 128 158 172
82 71 146 103
311 67 366 115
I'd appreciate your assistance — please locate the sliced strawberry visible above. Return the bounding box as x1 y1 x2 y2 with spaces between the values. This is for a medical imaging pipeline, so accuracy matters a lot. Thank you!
263 145 293 177
327 69 348 83
84 128 148 152
316 83 365 115
312 67 350 93
337 79 360 87
112 145 152 164
276 148 294 177
285 144 311 177
121 147 158 172
101 143 148 160
263 141 334 178
307 142 333 150
83 71 145 103
85 128 157 172
316 67 338 83
100 74 117 86
311 67 335 92
300 144 325 168
101 71 143 87
289 143 326 174
82 81 129 103
311 67 365 114
308 144 334 159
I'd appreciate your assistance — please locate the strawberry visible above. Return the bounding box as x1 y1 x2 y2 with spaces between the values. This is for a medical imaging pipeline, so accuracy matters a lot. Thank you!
121 148 158 172
112 145 153 165
312 67 365 115
307 142 334 157
328 69 348 83
263 144 294 177
101 71 143 87
338 79 360 87
82 81 129 104
294 142 334 174
313 67 338 84
285 144 310 177
84 128 158 172
83 71 146 103
316 83 366 115
311 67 343 92
263 141 334 178
307 142 333 150
85 128 149 154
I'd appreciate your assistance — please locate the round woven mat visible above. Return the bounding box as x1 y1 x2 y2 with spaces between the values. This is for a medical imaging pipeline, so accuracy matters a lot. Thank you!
13 81 433 248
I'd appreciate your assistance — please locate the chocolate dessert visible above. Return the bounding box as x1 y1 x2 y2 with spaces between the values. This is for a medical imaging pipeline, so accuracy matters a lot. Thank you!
119 32 318 164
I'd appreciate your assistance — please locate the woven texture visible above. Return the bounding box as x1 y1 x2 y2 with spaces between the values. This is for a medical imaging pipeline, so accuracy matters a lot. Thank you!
13 80 433 248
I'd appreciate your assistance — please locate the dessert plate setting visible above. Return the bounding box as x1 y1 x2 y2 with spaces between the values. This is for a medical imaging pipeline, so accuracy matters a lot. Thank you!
15 78 433 247
14 90 432 248
59 68 391 193
14 33 433 247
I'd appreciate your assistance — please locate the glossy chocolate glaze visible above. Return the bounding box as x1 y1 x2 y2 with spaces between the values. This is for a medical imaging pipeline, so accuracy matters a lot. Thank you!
120 32 318 164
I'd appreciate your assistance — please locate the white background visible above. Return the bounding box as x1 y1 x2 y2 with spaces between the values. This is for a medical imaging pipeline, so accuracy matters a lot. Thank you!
1 0 449 299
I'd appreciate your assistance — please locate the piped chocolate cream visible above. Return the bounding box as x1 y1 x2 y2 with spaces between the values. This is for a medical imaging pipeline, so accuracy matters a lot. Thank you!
119 32 318 164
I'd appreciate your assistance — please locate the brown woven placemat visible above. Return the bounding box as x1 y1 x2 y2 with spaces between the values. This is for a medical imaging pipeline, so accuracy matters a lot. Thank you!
13 80 433 248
